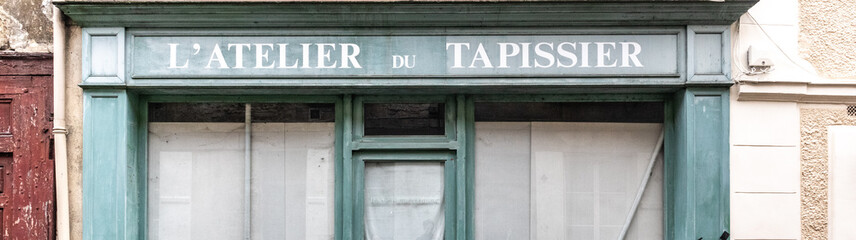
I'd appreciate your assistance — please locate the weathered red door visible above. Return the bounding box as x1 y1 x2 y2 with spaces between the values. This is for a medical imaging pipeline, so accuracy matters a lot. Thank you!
0 53 55 239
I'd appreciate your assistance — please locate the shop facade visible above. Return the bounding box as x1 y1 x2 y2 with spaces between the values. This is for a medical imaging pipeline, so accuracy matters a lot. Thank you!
55 1 756 239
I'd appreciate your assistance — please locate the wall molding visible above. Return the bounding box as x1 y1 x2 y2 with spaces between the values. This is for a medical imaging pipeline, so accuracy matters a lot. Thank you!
736 80 856 104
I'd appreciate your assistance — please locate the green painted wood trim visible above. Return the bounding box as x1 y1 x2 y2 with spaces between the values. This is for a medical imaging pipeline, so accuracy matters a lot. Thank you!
136 97 149 240
106 86 686 96
334 97 345 240
342 95 355 240
455 95 467 240
464 96 476 240
82 89 140 240
144 95 341 103
665 88 730 240
82 28 125 84
687 25 732 83
91 78 692 90
352 142 459 151
56 2 757 28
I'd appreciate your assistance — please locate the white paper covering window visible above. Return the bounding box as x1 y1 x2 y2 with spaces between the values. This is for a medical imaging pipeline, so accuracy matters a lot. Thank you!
147 122 335 240
364 162 445 240
475 122 663 240
829 126 856 240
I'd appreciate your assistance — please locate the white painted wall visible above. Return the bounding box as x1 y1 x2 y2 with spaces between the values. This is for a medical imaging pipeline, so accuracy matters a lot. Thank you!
730 0 803 239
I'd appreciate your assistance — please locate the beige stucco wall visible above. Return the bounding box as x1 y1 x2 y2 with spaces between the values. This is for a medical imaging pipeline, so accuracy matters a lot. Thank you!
64 24 84 240
799 0 856 79
0 0 53 52
800 105 856 240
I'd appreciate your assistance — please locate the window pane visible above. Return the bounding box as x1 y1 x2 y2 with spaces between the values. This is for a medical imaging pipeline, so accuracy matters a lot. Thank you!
364 103 445 135
475 122 663 240
475 102 663 123
148 103 336 240
473 122 531 239
251 122 335 239
147 122 246 240
252 103 335 123
365 161 445 240
149 103 245 122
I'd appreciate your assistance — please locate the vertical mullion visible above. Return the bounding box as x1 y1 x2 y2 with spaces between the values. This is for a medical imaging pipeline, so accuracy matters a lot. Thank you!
464 97 475 240
343 95 354 240
445 158 456 240
244 103 252 240
335 97 345 240
455 95 466 240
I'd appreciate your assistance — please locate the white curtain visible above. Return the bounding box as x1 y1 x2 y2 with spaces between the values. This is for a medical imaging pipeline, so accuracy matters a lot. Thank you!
475 122 663 240
148 122 335 240
364 162 445 240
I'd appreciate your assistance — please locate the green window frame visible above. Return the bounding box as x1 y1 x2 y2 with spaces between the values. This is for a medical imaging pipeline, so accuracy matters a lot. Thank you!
342 95 468 240
353 151 457 239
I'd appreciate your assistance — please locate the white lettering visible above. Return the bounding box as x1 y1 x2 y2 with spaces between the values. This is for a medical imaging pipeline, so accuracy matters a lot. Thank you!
534 42 555 68
278 44 299 68
498 43 520 68
520 43 532 68
340 43 362 68
168 43 189 69
579 42 591 67
620 42 643 67
206 44 228 69
595 42 617 67
227 43 251 68
557 42 578 68
254 43 275 69
316 43 338 69
469 43 493 68
301 43 311 69
446 43 470 68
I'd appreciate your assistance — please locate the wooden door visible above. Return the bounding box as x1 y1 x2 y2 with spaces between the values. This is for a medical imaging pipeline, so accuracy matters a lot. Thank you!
0 53 55 239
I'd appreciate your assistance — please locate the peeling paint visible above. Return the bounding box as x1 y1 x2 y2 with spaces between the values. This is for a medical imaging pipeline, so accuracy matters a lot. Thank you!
0 54 55 240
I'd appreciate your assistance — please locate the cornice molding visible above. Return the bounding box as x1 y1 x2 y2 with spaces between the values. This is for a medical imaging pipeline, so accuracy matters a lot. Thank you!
737 81 856 104
55 1 757 27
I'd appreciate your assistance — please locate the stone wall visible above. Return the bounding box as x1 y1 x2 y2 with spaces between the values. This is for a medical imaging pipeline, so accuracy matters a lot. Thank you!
0 0 53 52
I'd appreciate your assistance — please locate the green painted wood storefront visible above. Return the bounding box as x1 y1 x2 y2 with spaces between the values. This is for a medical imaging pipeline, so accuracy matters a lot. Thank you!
58 1 756 239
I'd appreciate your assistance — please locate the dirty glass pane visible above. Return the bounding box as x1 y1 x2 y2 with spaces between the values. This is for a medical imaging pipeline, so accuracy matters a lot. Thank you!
148 103 335 240
364 161 445 240
474 122 663 240
147 122 246 240
251 103 335 122
364 103 445 135
251 122 335 239
475 102 663 123
148 103 245 122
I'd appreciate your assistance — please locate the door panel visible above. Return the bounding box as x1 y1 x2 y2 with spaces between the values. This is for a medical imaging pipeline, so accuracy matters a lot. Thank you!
0 54 55 239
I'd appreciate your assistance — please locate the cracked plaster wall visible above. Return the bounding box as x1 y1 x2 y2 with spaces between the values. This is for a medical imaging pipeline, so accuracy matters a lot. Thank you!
0 0 53 52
